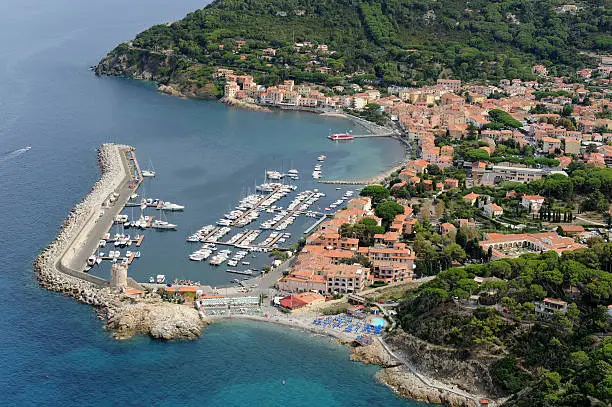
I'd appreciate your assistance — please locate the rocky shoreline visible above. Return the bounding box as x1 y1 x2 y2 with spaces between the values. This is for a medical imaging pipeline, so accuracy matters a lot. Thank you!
33 143 205 340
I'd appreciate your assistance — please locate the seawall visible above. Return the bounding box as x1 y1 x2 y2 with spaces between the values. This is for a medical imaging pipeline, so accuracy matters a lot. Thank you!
33 144 205 339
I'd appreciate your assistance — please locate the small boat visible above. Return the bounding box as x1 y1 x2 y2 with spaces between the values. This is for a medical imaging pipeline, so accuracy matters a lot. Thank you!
87 256 96 266
149 276 155 283
156 274 166 284
242 261 250 265
25 146 32 151
142 159 156 177
317 155 326 161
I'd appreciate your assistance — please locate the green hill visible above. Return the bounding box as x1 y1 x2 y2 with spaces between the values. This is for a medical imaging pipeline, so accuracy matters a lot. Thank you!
96 0 611 95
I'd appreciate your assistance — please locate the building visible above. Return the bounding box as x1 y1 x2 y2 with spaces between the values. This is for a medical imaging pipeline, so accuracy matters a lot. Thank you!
564 138 581 155
491 165 546 183
436 79 462 91
463 192 480 206
440 222 456 235
483 203 504 218
279 292 325 310
479 232 586 260
110 263 128 288
521 195 545 213
326 264 369 294
535 298 568 315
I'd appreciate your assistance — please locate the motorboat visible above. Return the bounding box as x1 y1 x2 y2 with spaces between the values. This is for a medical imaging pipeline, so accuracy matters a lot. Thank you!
160 202 184 211
317 155 326 161
142 170 156 177
156 274 166 284
152 220 177 230
87 256 96 266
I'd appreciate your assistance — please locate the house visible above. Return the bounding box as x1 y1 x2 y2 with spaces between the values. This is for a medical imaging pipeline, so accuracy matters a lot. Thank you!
445 178 460 189
440 222 456 235
564 138 581 155
521 195 545 213
535 298 568 315
463 192 480 206
483 203 504 218
279 292 325 310
558 224 585 235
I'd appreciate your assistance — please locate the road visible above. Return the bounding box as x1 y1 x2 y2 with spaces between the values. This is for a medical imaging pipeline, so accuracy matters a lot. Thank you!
59 146 134 275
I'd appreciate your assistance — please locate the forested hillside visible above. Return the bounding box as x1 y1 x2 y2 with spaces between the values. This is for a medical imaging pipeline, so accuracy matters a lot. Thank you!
96 0 611 95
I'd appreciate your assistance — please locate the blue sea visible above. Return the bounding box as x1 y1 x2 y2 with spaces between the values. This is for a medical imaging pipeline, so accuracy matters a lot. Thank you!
0 0 424 405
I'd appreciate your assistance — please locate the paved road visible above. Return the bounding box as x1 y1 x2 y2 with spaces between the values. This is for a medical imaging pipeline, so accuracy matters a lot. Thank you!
61 146 134 274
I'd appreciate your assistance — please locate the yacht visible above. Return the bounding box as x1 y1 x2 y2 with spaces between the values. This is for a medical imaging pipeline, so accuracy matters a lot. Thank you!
160 202 184 211
142 170 156 177
287 169 299 175
266 170 282 180
152 220 177 230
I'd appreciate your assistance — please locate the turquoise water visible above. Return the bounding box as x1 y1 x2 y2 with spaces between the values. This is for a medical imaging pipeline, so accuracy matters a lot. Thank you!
0 0 422 405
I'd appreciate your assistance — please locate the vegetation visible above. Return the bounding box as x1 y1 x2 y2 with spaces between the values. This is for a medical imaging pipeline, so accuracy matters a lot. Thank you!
397 244 612 405
97 0 611 94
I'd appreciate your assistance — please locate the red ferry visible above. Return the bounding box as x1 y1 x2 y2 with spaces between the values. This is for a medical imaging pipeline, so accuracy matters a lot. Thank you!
328 132 354 141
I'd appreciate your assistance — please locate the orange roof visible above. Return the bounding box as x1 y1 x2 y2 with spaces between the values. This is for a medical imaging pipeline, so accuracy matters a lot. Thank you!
464 192 480 200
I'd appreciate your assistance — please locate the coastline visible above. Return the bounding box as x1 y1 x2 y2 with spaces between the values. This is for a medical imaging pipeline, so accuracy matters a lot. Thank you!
208 312 500 406
34 143 205 340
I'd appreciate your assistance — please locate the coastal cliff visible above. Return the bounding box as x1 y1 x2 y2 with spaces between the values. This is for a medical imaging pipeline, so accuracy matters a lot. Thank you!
34 144 205 341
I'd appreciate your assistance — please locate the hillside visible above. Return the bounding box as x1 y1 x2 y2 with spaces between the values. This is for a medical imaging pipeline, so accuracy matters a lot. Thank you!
95 0 611 96
396 244 612 406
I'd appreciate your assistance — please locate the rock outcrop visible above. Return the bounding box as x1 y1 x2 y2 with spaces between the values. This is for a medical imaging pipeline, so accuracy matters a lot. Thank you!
377 367 475 407
107 302 206 340
384 331 498 396
220 96 271 112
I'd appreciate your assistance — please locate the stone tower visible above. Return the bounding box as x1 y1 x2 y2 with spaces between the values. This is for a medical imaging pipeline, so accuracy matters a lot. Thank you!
110 263 128 288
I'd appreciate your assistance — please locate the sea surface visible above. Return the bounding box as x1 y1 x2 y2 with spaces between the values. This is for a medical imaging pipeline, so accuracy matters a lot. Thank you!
0 0 421 405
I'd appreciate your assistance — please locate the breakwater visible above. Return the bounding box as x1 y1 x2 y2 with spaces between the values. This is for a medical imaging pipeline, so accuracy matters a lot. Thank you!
33 143 205 339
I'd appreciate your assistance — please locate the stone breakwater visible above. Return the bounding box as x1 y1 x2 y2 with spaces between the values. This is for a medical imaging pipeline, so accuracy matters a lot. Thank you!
33 143 205 340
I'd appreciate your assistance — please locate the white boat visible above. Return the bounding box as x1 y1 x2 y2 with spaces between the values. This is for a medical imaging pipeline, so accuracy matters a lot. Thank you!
152 220 177 230
266 170 282 180
156 274 166 284
99 240 106 247
87 256 96 266
142 159 156 177
149 276 155 283
287 169 299 175
152 210 177 230
161 202 184 211
317 155 326 161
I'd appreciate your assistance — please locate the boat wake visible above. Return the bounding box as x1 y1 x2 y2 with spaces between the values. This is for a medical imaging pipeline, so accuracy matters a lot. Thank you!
0 146 31 163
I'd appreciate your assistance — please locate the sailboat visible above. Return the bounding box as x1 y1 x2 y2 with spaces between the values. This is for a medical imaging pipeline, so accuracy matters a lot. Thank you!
142 158 156 177
152 209 177 230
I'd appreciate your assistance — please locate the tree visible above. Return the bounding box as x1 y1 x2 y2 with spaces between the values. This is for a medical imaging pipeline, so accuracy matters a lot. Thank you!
455 229 468 248
375 200 405 227
443 243 467 263
360 185 390 205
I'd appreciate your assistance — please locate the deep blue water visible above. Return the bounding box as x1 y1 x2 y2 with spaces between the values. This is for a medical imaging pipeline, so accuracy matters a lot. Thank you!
0 0 420 405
